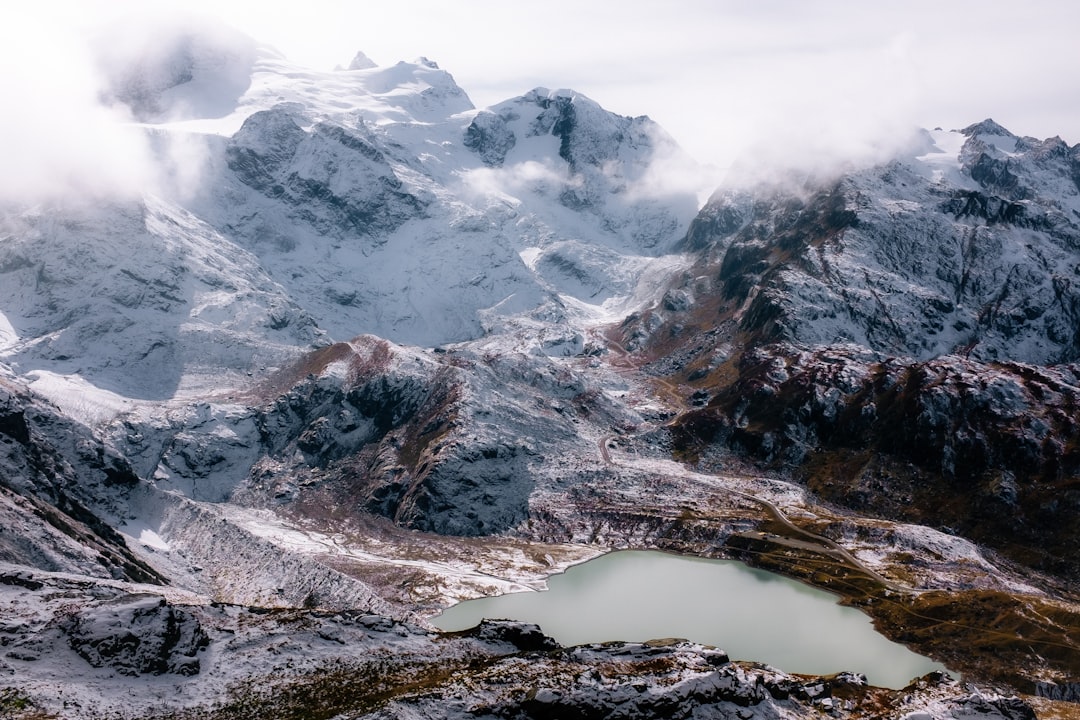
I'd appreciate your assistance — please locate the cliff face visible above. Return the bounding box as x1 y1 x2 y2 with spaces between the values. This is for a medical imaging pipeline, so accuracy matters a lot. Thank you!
0 378 163 584
671 346 1080 577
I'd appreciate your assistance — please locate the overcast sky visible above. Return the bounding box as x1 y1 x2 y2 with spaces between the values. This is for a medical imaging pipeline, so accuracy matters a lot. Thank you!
3 0 1078 192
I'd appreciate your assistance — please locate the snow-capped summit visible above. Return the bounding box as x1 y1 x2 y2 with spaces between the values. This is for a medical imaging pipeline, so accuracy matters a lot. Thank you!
960 118 1016 138
345 50 378 70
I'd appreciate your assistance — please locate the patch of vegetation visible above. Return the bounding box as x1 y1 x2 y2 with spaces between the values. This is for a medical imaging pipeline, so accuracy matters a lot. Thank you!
1028 696 1080 720
724 529 1080 694
151 656 485 720
0 688 53 720
252 342 356 401
395 368 460 472
865 590 1080 693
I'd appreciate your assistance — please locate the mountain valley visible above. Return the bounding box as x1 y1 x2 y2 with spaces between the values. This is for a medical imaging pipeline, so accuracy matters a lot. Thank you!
1 24 1078 719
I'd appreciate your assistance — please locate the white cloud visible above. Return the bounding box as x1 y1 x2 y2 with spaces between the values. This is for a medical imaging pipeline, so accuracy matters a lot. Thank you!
0 3 258 205
459 160 582 205
187 0 1079 175
4 0 1079 204
0 9 154 202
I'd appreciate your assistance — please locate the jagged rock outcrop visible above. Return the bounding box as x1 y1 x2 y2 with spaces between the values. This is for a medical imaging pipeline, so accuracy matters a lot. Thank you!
226 107 425 239
0 380 162 584
463 109 517 167
58 596 209 677
255 340 611 536
679 122 1080 364
672 344 1080 577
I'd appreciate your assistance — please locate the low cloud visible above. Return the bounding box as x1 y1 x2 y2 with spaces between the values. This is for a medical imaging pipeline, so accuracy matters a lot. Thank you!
459 160 583 205
621 126 727 208
0 4 252 205
431 2 1080 186
0 10 155 203
8 1 1079 207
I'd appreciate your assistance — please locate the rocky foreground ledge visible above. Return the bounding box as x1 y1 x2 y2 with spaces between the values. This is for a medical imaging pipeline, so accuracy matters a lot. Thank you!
365 631 1036 720
0 570 1037 720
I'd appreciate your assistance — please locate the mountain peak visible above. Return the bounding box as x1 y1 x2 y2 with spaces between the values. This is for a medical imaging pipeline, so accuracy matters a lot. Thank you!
345 50 378 70
960 118 1015 138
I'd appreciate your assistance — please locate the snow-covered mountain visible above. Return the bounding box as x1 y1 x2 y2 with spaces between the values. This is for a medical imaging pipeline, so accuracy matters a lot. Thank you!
679 120 1080 364
2 34 698 404
0 21 1074 719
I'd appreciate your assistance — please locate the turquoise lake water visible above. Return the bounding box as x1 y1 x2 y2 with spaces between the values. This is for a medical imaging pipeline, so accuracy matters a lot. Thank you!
432 549 947 689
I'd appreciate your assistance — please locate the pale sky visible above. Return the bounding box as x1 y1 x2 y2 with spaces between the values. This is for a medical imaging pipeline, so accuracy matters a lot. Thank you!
3 1 1078 191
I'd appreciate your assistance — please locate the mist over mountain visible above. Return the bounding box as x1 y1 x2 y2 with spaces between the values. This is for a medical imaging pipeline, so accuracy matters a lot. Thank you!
0 19 1076 719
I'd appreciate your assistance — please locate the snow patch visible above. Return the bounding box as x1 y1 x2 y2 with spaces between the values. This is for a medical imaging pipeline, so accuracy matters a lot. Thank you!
0 310 15 348
24 371 139 428
913 129 968 185
120 520 172 553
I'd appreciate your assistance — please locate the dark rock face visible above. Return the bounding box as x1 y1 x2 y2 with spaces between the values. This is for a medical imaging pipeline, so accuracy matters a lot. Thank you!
672 344 1080 578
1037 680 1080 703
680 125 1080 365
222 339 544 537
463 110 517 166
0 408 29 445
60 597 209 676
472 619 559 652
255 343 448 469
226 107 424 238
0 382 164 583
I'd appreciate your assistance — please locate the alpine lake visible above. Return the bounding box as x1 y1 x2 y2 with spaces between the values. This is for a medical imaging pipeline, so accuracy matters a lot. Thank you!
432 549 947 689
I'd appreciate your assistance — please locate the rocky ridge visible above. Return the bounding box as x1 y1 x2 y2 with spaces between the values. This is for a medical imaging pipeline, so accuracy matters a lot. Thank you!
677 122 1080 365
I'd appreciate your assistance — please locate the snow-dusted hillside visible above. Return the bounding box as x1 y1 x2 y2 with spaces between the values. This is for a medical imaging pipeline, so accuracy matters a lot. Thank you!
0 197 321 400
